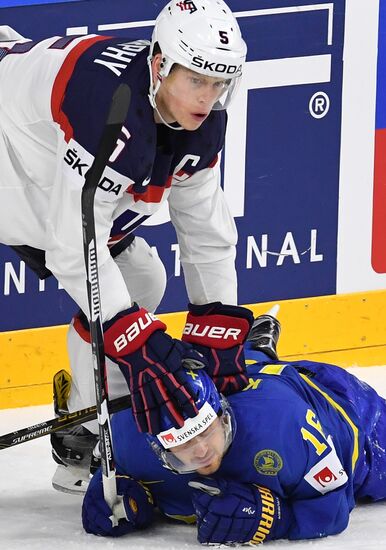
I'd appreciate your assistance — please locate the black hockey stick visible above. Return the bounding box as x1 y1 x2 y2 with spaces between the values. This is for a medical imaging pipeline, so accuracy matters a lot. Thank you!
0 394 131 450
81 83 131 521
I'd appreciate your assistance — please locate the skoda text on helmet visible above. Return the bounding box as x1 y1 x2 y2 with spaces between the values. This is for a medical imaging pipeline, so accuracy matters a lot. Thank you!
147 369 236 474
148 0 247 123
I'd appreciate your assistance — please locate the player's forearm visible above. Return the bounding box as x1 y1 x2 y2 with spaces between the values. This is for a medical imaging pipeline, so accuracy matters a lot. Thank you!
46 251 131 321
169 163 238 304
286 489 351 540
182 253 237 305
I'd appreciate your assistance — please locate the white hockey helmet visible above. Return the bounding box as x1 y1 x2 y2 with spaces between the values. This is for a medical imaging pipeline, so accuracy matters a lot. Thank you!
148 0 247 112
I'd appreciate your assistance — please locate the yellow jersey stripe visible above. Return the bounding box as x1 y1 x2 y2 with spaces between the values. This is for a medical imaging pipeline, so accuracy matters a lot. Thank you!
259 364 288 375
299 373 359 472
164 513 196 524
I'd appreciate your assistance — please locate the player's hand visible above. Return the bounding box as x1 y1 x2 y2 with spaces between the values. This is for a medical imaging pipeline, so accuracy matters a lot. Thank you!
182 302 254 395
102 304 206 434
82 470 154 537
189 477 284 545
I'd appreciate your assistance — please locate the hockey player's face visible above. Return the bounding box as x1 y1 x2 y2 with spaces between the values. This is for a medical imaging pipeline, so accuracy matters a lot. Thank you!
154 62 229 130
170 417 226 475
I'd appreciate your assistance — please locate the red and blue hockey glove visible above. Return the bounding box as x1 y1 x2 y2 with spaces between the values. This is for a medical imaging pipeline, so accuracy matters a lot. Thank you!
189 477 289 545
74 304 207 434
182 302 254 395
82 469 154 537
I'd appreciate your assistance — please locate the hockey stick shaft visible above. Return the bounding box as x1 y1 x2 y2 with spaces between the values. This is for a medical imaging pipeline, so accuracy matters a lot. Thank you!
0 394 131 450
81 83 131 516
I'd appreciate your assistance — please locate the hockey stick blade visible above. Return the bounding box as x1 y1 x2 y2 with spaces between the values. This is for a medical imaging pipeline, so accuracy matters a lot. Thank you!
0 394 131 450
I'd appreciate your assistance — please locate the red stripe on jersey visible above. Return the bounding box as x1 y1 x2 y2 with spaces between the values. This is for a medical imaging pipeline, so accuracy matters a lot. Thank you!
209 154 219 168
128 175 173 204
108 233 126 246
51 35 110 142
73 315 91 343
175 169 187 178
175 155 219 179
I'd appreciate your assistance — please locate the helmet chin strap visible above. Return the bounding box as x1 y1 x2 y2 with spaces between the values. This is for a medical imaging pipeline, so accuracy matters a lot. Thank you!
147 55 184 131
153 100 184 131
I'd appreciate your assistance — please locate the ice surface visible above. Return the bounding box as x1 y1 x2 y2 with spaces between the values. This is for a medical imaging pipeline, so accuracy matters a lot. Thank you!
1 366 385 549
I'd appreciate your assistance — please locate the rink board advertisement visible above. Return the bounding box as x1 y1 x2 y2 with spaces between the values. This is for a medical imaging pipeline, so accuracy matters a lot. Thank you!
0 0 384 332
336 0 386 294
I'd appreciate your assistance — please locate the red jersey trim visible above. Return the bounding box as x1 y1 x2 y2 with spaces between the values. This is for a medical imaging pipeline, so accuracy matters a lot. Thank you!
73 315 91 344
51 35 110 142
128 175 173 204
208 154 219 168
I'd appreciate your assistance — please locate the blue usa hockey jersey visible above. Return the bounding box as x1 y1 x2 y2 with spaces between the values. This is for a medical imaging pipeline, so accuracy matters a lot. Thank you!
109 346 386 540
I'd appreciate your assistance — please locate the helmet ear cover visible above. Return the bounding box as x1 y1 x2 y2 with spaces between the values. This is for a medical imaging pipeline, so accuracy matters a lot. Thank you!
151 42 174 74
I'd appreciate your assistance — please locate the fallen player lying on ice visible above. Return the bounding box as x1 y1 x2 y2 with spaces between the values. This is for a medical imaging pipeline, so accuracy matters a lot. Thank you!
82 316 386 544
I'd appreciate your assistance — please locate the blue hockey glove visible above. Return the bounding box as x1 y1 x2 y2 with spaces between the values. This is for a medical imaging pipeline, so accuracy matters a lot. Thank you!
82 469 154 537
104 304 207 434
189 477 288 545
182 303 254 395
74 304 206 434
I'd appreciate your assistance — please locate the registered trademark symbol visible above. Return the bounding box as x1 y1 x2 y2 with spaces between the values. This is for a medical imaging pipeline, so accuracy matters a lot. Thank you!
309 92 330 119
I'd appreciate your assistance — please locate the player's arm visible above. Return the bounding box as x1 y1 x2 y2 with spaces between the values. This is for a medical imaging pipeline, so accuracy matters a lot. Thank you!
285 488 351 539
228 391 351 542
82 467 155 537
168 161 254 395
51 165 207 434
189 402 352 544
189 475 351 544
45 145 132 320
168 159 238 305
284 403 352 539
46 84 206 434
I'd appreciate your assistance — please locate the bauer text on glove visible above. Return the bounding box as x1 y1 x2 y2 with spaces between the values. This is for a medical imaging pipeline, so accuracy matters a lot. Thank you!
182 302 254 395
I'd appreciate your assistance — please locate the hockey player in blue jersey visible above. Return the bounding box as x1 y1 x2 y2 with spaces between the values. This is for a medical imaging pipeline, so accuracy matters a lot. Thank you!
0 1 254 492
82 315 386 543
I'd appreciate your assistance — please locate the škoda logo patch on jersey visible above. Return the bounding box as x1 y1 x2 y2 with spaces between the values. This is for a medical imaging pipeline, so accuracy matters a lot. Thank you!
64 146 124 196
253 450 283 476
176 1 198 13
